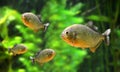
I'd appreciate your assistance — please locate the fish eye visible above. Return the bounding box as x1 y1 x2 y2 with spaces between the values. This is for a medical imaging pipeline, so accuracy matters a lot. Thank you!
66 32 68 34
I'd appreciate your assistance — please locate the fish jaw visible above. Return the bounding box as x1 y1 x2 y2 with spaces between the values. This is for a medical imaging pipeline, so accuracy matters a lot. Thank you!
61 32 76 47
61 35 76 47
61 34 66 41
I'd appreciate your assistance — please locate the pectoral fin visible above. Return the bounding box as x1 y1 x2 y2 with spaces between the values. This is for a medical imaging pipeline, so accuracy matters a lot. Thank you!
90 40 102 53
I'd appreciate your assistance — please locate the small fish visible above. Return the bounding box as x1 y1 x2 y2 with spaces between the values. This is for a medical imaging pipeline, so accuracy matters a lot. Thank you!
30 49 55 65
61 22 111 53
21 12 49 32
8 44 27 55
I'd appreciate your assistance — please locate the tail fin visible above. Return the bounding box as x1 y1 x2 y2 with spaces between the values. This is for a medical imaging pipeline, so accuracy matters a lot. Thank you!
30 56 35 64
102 29 111 46
44 23 49 32
8 48 11 53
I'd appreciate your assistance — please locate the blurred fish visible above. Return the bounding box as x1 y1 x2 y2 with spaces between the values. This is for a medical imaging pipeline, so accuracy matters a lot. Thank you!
8 44 27 55
21 12 49 32
30 49 55 65
61 22 111 53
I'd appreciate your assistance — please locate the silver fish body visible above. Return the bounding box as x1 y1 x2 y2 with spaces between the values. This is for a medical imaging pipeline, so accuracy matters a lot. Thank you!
30 49 55 64
8 44 27 55
22 12 49 32
61 24 111 53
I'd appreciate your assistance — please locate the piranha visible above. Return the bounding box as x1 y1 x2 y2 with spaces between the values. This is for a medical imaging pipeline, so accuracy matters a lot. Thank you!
61 22 111 53
30 49 55 65
21 12 49 32
8 44 27 55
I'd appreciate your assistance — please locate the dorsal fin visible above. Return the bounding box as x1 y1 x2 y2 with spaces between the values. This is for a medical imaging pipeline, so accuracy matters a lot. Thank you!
35 50 42 56
86 21 98 32
13 44 18 48
37 15 42 22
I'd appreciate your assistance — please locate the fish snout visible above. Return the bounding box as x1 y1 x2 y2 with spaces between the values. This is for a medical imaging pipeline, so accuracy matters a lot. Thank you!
61 32 65 38
61 34 64 38
22 13 29 20
22 14 26 19
61 33 67 40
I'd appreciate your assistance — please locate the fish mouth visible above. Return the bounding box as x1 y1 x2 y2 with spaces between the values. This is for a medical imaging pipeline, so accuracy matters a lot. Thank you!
22 14 28 20
61 34 64 38
61 34 65 39
22 14 25 19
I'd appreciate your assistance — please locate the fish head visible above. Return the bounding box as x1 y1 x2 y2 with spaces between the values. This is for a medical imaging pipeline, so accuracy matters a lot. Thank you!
22 13 33 24
46 49 55 58
20 46 27 53
40 49 55 63
14 44 27 54
61 27 71 39
61 26 77 43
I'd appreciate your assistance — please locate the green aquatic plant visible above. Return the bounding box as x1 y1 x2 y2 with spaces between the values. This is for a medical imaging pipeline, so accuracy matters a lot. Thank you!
0 7 42 72
0 0 87 72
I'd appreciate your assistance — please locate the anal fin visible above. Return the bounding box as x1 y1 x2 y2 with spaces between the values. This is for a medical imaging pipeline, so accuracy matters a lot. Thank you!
90 40 102 53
